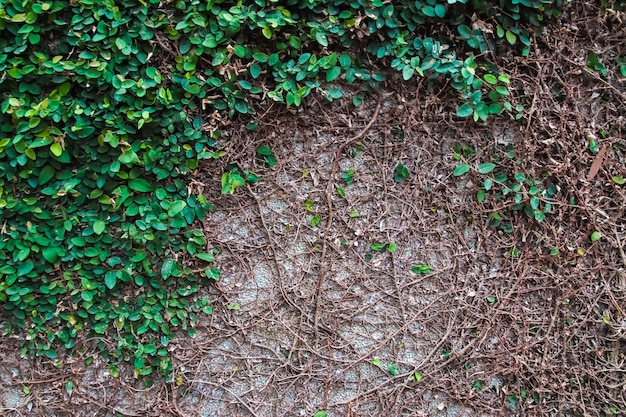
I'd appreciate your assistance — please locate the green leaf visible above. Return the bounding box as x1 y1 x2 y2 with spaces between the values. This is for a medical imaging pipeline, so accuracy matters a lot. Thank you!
434 4 445 18
257 144 272 156
50 143 63 157
411 264 431 275
115 38 127 50
311 215 320 228
168 200 187 217
315 31 328 47
612 176 625 185
388 364 399 375
161 258 175 279
456 103 473 118
119 149 139 165
313 412 328 417
530 197 540 210
495 86 509 96
453 164 470 176
233 45 246 58
402 66 414 80
81 291 94 302
458 25 472 39
326 66 341 82
505 30 516 45
196 253 214 262
484 74 498 84
477 163 495 174
590 231 601 242
129 178 153 192
93 220 106 235
205 267 220 280
477 189 486 202
327 87 342 99
29 137 53 148
42 247 60 263
371 242 386 251
387 242 397 253
38 165 55 185
413 371 422 382
422 5 435 17
104 272 117 290
17 261 34 276
339 53 351 69
250 63 262 79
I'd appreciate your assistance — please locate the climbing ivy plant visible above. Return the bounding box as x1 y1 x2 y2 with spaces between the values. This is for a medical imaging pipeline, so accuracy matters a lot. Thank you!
0 0 562 379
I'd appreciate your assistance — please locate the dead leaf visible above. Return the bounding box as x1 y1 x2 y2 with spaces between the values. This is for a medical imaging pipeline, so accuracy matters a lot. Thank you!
587 144 607 181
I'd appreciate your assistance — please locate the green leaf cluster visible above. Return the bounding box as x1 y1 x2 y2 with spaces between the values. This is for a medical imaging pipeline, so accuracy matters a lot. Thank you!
0 0 560 380
453 149 558 229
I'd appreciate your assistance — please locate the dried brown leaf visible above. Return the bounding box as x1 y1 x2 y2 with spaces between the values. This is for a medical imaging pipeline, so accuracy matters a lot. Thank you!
587 144 607 181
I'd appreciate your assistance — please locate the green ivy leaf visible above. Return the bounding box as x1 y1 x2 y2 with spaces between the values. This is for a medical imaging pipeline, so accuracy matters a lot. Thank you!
477 189 486 202
311 215 320 228
434 4 445 18
453 163 470 176
42 247 60 263
81 291 94 302
38 165 55 185
50 143 63 157
371 242 386 251
326 66 341 82
315 31 328 47
168 200 187 217
402 66 414 80
477 163 495 174
161 258 175 279
484 74 498 84
93 220 106 235
456 103 473 118
129 178 154 192
119 149 139 165
104 272 117 290
196 253 214 262
257 144 272 156
411 264 431 274
250 63 261 79
205 267 220 280
458 25 472 39
506 30 516 45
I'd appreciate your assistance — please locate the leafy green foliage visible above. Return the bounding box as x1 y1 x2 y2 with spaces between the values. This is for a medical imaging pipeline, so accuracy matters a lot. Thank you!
256 144 277 167
0 0 560 380
587 52 607 77
221 167 258 194
618 57 626 77
341 168 355 185
394 163 409 182
411 264 432 275
454 149 558 227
